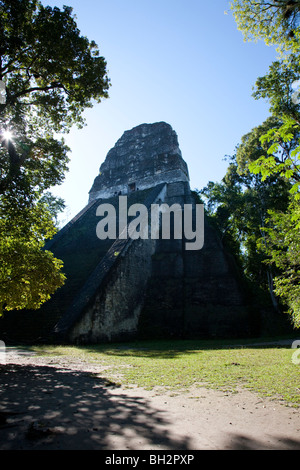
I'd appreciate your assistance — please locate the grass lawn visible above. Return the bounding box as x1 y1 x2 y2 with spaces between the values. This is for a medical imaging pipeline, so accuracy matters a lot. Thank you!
30 337 300 407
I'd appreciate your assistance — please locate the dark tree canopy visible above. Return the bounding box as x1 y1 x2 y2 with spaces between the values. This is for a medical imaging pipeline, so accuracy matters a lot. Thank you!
0 0 110 131
0 0 110 197
0 0 110 314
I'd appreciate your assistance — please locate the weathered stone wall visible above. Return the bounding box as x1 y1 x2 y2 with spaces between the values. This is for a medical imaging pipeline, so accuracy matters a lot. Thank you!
137 182 252 340
138 219 251 340
70 180 252 343
89 168 188 202
69 234 157 343
89 122 189 202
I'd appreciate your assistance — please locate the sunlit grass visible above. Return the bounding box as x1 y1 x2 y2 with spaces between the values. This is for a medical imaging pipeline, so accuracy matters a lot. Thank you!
30 338 300 407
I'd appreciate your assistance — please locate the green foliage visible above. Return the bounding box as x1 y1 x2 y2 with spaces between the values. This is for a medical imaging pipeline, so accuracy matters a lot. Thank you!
229 0 300 328
0 0 109 314
249 118 300 197
230 0 300 52
258 203 300 326
247 79 300 326
203 116 299 322
38 192 65 227
201 155 290 298
253 57 300 122
250 56 300 198
0 0 110 132
0 0 110 197
0 199 66 315
235 117 284 171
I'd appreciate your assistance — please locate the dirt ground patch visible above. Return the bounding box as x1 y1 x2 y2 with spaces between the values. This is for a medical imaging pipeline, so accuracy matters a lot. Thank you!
0 347 299 450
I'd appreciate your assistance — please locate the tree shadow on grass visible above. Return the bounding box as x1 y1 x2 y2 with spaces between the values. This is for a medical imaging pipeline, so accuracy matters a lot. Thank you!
1 363 300 450
0 363 191 450
78 337 299 360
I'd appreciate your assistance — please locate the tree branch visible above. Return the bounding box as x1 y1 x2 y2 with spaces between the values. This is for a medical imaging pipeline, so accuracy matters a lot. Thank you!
0 139 31 192
9 82 68 103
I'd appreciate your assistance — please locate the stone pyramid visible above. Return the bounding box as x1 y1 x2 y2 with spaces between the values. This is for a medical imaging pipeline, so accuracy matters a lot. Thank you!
0 122 259 344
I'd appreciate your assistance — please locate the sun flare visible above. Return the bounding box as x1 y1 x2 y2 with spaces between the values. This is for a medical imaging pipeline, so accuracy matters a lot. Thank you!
1 130 13 141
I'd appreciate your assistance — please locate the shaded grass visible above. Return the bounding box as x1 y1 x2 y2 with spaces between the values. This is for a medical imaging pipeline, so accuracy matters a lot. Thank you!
29 338 300 407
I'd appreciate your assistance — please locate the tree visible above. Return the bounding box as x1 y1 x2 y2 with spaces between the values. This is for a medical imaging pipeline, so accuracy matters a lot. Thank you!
0 0 110 314
0 0 109 131
201 153 290 310
0 196 66 315
230 2 300 327
230 0 300 51
253 57 300 122
259 201 300 326
0 0 110 198
250 57 300 195
248 120 300 324
249 118 300 193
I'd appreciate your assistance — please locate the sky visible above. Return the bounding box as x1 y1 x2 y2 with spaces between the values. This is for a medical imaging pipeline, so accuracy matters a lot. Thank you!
41 0 277 224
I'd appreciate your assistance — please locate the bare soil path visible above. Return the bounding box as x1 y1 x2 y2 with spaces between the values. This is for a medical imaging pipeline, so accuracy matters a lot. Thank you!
0 347 299 450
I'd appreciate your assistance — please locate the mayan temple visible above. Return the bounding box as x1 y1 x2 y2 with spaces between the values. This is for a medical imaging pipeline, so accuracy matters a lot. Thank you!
1 121 281 345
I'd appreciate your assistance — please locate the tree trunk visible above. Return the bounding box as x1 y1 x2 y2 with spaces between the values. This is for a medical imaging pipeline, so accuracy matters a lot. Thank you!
267 268 280 312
